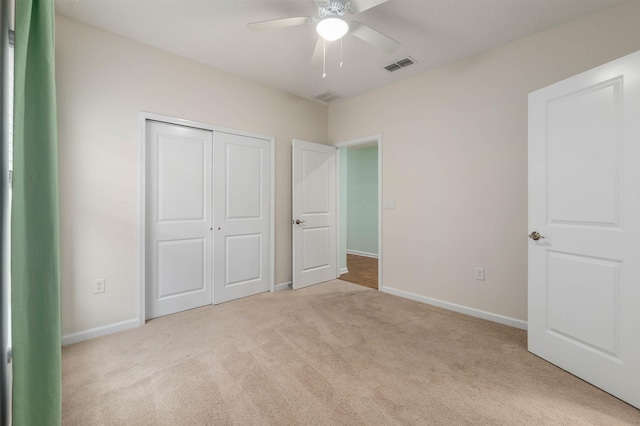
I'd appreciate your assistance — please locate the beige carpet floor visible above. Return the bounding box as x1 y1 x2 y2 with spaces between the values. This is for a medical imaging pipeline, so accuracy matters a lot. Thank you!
62 280 640 425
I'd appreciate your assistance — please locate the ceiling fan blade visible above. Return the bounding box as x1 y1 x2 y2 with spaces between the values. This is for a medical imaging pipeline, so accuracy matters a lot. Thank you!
349 21 399 53
311 37 324 66
247 17 313 32
349 0 390 14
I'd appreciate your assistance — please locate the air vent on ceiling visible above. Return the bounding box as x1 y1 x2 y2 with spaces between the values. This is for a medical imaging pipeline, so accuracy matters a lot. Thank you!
314 90 344 103
384 63 402 72
385 56 416 72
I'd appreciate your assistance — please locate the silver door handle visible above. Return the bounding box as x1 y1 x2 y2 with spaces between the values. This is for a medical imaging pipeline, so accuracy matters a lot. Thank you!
528 231 544 241
294 219 306 225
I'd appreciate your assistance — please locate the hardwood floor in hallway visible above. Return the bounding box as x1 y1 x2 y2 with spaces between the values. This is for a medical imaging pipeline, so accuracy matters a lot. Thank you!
339 254 378 289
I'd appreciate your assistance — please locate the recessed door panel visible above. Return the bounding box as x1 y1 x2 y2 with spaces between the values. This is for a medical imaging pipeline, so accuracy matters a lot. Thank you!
158 135 206 222
157 238 205 298
226 144 262 219
547 251 620 357
546 80 621 227
302 227 330 271
226 234 262 287
302 150 330 214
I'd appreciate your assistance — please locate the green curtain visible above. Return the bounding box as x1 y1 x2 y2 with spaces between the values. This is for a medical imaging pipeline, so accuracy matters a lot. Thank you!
11 0 61 424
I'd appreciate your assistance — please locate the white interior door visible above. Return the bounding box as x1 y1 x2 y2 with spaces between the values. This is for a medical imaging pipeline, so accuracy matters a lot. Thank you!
213 132 271 303
146 121 212 319
292 140 337 289
528 50 640 408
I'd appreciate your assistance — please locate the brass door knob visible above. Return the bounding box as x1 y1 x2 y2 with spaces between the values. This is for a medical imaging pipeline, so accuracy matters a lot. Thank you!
528 231 544 241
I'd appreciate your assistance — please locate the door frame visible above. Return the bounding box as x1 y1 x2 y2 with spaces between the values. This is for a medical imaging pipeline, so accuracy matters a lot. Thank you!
334 134 383 289
137 111 275 325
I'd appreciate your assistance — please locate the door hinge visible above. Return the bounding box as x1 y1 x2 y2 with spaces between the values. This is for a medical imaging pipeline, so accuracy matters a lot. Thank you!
6 348 11 364
8 170 12 187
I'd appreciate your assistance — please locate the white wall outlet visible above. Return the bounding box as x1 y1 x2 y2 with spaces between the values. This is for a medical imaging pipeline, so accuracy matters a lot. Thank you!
94 278 106 294
475 267 485 281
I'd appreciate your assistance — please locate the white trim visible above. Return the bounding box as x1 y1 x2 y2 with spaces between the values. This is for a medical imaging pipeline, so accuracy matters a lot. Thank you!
378 137 383 290
379 285 528 330
336 145 345 283
138 111 276 326
62 318 139 346
334 134 383 290
275 281 292 291
346 249 378 259
137 113 146 326
334 134 382 148
339 267 349 275
270 135 275 293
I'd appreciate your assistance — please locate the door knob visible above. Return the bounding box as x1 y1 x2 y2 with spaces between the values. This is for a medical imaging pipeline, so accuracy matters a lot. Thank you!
294 219 306 225
528 231 544 241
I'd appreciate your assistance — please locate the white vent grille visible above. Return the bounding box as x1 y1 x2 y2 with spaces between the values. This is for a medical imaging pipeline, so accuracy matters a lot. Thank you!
385 57 416 72
385 63 402 72
314 91 343 103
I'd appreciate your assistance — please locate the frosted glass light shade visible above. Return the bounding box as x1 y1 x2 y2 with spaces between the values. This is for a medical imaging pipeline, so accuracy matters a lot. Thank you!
316 18 348 41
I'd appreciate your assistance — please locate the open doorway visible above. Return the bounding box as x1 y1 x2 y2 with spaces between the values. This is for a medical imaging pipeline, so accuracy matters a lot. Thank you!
336 135 381 290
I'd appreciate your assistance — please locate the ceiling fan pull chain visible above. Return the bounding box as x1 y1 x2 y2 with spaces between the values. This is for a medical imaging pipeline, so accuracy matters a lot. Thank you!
340 37 343 68
323 39 327 78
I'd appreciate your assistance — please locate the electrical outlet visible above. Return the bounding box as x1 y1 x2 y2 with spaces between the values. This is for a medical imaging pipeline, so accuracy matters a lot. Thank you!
94 278 105 294
475 267 485 281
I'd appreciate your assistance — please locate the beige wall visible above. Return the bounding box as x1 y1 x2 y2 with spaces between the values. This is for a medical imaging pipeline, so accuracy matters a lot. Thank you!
328 0 640 322
56 15 328 336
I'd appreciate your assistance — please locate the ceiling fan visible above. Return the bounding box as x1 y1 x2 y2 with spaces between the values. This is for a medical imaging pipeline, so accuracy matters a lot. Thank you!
247 0 400 67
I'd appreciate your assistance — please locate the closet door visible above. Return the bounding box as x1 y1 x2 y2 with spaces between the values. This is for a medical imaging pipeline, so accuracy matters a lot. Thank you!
213 131 271 303
145 121 212 319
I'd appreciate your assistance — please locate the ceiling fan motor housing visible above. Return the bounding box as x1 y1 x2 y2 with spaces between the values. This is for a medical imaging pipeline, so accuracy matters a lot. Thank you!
319 1 350 17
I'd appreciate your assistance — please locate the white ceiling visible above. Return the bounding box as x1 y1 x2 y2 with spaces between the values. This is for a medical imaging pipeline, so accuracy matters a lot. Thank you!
56 0 627 103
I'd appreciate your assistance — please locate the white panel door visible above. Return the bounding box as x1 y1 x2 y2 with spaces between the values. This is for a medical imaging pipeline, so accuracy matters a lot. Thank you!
292 140 337 289
528 50 640 408
213 132 270 303
146 121 212 319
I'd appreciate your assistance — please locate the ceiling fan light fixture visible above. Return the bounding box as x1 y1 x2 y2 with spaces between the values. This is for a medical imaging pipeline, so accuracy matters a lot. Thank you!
316 17 348 41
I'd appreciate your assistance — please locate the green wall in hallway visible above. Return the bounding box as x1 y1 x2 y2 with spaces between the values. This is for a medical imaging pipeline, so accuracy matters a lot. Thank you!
347 146 378 256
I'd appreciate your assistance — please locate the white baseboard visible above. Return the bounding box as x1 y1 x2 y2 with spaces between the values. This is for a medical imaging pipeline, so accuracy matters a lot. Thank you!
62 318 139 346
339 267 349 275
379 285 527 330
346 249 378 259
275 281 292 291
